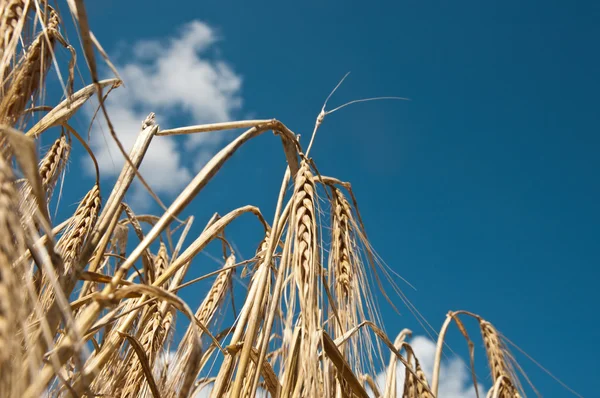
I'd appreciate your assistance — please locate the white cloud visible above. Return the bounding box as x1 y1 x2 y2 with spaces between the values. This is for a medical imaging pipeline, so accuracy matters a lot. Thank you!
85 20 242 208
372 335 485 397
192 384 212 398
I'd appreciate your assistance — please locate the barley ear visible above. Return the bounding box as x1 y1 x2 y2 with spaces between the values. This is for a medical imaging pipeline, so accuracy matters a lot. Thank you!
480 319 522 398
39 133 71 199
0 7 60 127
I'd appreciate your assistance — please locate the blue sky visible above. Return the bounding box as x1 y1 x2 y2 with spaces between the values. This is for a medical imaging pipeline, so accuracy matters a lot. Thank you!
54 0 598 396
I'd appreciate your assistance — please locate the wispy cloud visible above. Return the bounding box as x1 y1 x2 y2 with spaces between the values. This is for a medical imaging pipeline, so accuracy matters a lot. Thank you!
372 335 485 397
85 20 242 207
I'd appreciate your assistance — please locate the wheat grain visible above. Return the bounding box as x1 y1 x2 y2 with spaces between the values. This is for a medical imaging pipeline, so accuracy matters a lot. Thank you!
121 243 172 398
164 254 234 397
37 183 100 317
401 345 432 398
331 187 353 301
287 160 323 397
39 133 70 198
0 1 28 50
0 0 30 78
0 5 567 396
0 7 59 127
18 133 71 227
59 184 101 269
481 319 522 398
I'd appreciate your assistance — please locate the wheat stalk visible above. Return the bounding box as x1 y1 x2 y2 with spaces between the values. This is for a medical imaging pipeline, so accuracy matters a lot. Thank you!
0 3 576 397
119 243 171 397
164 254 234 397
0 156 29 397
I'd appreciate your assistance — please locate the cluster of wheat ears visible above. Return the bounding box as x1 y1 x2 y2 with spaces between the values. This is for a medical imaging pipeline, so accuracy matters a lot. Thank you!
0 2 562 398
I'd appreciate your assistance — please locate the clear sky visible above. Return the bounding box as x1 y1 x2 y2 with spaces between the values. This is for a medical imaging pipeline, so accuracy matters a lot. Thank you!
56 0 598 396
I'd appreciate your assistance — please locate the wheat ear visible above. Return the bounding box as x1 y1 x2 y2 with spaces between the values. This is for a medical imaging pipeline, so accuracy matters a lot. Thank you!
164 254 234 397
0 7 59 127
39 133 71 199
38 183 100 315
481 320 522 398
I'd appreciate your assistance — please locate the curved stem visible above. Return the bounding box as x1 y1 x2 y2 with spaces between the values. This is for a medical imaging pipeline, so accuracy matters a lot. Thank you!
431 310 481 396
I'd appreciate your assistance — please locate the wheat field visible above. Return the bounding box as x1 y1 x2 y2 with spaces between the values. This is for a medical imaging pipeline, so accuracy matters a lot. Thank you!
0 2 562 398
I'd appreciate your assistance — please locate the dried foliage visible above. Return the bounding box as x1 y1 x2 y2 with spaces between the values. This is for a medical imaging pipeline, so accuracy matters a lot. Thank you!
0 2 574 398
